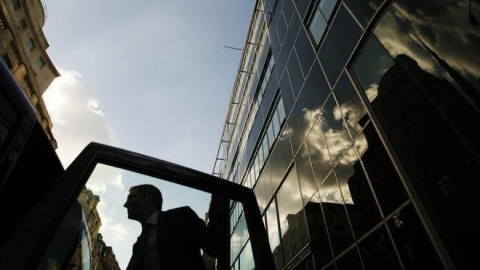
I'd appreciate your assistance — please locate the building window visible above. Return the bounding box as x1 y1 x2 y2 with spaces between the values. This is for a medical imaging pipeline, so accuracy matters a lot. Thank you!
307 0 338 46
20 19 27 29
1 54 13 69
242 95 286 188
36 57 46 68
26 38 35 51
12 0 21 10
351 35 393 103
0 11 8 30
275 165 309 264
244 53 275 143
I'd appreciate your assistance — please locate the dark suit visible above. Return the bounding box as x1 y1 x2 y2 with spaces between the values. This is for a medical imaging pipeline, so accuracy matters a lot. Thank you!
127 206 209 270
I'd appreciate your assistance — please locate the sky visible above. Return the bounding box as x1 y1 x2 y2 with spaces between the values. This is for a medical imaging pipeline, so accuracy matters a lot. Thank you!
41 0 255 268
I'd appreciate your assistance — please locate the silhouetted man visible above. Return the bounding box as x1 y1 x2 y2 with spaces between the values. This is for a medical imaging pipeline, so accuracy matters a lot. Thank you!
124 184 214 270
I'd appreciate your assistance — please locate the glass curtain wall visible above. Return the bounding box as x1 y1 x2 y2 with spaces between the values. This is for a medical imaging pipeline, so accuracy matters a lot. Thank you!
223 0 479 269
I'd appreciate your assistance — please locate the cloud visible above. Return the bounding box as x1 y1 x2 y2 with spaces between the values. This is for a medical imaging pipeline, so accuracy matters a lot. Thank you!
301 97 370 206
364 83 379 102
43 68 124 192
87 164 124 192
96 200 128 241
43 68 119 168
376 1 480 80
43 68 135 266
106 222 129 243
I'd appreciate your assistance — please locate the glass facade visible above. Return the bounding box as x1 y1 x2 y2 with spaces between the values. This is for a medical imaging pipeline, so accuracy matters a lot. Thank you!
216 0 480 269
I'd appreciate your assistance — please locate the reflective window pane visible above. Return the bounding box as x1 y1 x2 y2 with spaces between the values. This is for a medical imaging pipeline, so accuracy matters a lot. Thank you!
305 192 334 269
272 109 280 136
306 120 333 185
295 142 318 204
267 123 275 149
232 213 248 263
286 52 304 98
253 156 259 180
277 97 286 121
279 71 295 115
262 136 270 162
308 8 327 45
319 5 362 86
276 166 309 264
269 125 293 191
295 0 310 19
387 203 443 268
258 146 265 170
254 163 273 213
351 35 394 102
352 2 480 267
332 72 369 140
335 247 363 270
358 225 402 269
266 200 284 269
320 94 354 166
288 71 327 153
307 0 338 46
318 35 345 88
318 172 355 256
294 28 316 77
355 123 409 216
303 60 331 114
344 0 383 27
239 241 254 270
320 0 338 19
335 146 382 240
290 254 315 270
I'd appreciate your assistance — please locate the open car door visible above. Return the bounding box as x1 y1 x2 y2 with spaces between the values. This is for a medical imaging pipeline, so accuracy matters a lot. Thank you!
0 142 275 270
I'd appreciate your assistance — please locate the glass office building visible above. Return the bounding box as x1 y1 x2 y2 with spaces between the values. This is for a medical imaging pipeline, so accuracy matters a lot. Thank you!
213 0 479 269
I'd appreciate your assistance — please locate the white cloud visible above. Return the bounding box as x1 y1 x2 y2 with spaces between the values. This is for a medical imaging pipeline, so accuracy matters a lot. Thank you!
43 68 119 168
43 68 125 195
365 83 379 102
377 1 480 80
101 220 129 243
87 164 124 192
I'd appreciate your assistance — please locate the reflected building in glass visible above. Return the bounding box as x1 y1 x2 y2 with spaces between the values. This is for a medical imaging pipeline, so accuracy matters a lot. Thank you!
76 188 121 270
213 0 479 269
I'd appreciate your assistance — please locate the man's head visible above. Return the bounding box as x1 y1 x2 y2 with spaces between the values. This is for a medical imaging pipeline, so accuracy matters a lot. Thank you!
123 184 163 223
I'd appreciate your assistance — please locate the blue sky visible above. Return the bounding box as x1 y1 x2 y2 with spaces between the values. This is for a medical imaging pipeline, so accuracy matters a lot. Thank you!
42 0 255 268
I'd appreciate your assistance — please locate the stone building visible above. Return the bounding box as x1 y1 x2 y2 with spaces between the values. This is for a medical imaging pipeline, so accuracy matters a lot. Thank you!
0 0 59 148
